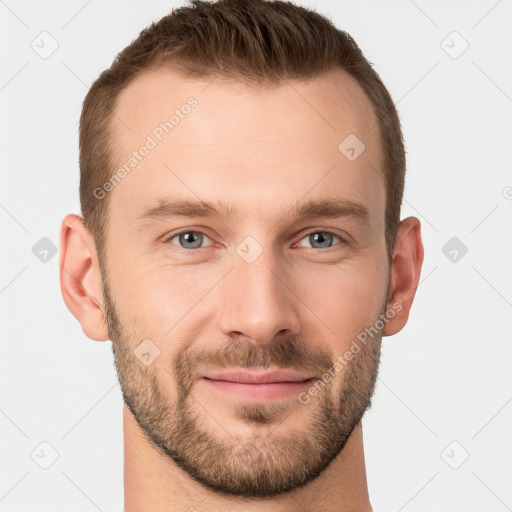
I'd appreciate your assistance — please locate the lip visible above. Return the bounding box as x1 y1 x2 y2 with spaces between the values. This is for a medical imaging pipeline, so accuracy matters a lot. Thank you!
201 369 315 384
200 369 315 401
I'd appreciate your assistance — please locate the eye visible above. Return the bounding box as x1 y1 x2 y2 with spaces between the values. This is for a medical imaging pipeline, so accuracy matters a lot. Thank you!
164 229 346 251
296 230 344 249
166 230 213 250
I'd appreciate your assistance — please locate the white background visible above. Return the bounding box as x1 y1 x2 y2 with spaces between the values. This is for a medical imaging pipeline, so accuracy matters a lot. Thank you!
1 1 511 511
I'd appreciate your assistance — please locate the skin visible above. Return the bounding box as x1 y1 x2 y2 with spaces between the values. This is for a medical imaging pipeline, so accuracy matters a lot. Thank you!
59 67 424 511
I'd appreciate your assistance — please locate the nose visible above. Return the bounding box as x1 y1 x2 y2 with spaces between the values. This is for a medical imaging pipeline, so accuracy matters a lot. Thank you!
218 247 301 347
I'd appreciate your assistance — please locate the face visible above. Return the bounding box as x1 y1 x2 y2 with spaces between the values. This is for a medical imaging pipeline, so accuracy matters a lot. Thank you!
100 67 390 498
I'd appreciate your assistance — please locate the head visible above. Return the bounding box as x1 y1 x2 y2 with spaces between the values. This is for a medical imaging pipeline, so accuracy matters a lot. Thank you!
60 0 423 499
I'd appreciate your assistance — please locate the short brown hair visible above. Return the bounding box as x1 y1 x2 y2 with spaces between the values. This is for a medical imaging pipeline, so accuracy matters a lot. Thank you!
79 0 405 264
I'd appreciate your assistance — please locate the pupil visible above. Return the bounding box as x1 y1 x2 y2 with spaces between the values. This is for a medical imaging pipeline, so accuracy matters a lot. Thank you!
181 232 201 249
312 232 331 248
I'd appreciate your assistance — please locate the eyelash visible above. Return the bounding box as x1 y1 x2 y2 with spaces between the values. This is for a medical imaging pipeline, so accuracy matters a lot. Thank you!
164 229 348 251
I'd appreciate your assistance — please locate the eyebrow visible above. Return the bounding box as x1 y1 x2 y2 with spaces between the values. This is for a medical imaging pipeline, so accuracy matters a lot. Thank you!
135 196 370 226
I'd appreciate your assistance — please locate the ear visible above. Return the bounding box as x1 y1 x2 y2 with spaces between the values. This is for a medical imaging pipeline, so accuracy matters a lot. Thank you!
59 214 109 341
383 216 424 336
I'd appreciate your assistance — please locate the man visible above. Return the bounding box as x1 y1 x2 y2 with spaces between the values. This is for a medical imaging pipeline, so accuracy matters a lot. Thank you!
59 0 424 510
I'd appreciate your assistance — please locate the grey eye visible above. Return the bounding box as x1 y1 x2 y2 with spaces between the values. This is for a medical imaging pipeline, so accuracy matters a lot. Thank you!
169 231 212 250
298 231 341 249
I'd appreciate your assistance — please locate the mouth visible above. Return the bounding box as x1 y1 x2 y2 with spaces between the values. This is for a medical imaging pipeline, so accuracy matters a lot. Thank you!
200 369 315 401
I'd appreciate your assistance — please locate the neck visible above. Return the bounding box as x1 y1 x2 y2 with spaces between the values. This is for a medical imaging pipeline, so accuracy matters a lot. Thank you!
123 405 373 512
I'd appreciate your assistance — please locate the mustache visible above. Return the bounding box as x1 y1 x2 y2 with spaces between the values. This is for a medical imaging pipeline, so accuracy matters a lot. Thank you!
173 335 334 393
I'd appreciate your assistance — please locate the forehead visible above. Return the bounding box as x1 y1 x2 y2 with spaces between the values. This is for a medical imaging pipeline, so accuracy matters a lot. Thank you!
113 66 380 145
107 66 384 230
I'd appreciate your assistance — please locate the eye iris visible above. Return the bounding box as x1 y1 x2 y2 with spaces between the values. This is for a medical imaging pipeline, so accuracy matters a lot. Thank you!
180 232 203 249
310 232 333 248
175 232 336 250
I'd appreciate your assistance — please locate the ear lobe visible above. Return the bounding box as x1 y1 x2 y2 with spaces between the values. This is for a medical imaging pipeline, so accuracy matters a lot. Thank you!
383 216 424 337
59 214 110 341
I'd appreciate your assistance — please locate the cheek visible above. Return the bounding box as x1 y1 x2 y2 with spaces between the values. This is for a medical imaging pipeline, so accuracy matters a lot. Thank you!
298 260 387 344
109 263 209 353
